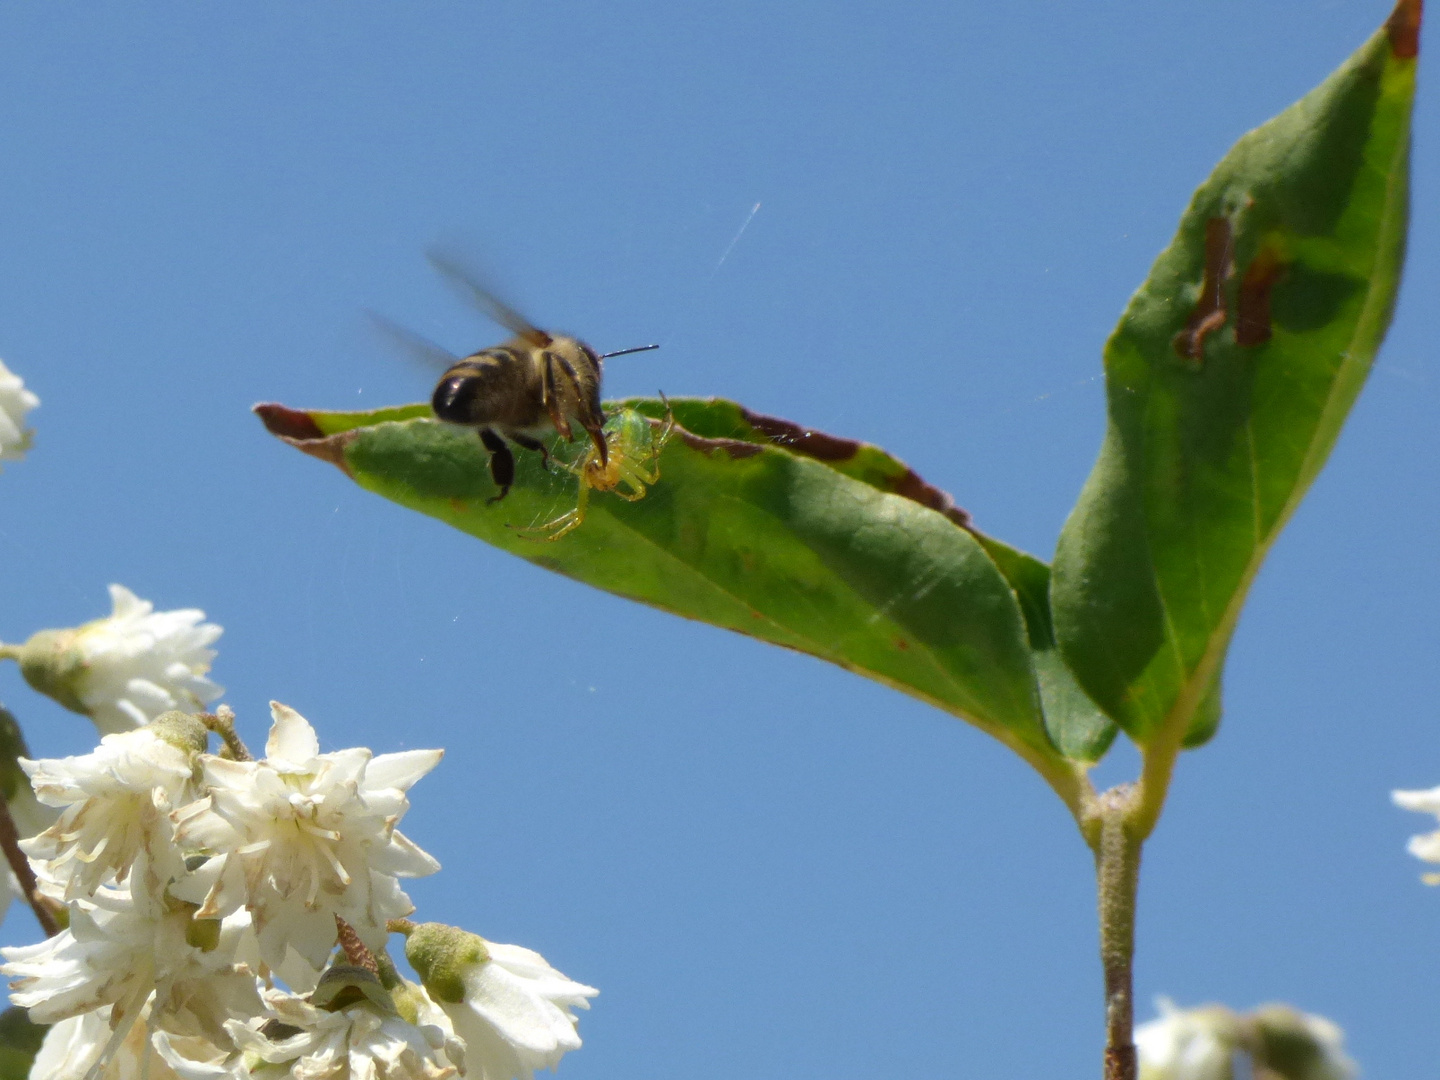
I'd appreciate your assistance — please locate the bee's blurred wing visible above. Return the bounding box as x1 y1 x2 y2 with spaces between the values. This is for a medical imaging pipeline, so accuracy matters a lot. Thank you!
366 311 462 372
426 250 553 348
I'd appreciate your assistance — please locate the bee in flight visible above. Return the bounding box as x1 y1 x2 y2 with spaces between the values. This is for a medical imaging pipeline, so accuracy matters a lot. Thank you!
423 254 658 503
518 403 675 542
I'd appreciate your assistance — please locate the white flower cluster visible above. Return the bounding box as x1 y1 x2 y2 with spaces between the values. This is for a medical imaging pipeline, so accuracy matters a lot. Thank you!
0 358 39 467
1 704 597 1080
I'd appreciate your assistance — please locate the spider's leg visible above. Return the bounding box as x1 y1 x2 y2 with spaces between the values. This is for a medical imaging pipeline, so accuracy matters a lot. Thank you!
514 475 593 542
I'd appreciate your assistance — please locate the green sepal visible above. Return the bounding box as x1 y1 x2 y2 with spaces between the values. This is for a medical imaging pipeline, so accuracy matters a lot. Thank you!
309 965 397 1014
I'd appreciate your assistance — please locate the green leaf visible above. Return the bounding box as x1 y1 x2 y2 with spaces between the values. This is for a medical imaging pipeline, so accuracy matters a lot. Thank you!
257 397 1093 782
974 539 1117 762
0 1008 47 1080
1051 0 1420 746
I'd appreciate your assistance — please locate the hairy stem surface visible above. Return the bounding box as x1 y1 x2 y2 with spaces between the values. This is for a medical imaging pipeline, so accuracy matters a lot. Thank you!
1095 787 1142 1080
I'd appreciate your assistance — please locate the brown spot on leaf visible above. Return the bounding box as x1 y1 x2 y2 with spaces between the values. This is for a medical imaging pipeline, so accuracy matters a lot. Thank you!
1236 246 1287 347
1174 218 1234 363
1388 0 1422 59
892 469 974 530
895 638 910 651
254 403 325 441
738 407 861 462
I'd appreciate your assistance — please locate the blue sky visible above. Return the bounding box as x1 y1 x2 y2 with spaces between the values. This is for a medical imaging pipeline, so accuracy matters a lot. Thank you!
0 2 1436 1076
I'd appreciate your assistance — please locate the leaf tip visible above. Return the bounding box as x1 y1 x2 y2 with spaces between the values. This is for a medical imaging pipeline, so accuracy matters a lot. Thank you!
255 402 325 441
254 403 354 475
1387 0 1422 59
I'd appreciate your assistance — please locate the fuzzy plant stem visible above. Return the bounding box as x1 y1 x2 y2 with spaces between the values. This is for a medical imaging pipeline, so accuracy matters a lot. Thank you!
1095 787 1142 1080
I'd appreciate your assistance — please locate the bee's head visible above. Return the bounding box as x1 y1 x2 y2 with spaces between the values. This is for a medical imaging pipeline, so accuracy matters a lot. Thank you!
432 372 484 425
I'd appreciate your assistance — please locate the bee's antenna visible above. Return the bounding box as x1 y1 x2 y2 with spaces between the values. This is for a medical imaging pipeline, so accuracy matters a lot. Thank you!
599 344 661 360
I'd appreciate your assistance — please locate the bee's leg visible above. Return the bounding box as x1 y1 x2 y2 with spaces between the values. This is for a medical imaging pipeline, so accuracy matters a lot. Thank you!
510 433 550 471
577 363 610 468
540 352 575 440
479 428 515 504
581 418 608 468
552 351 609 467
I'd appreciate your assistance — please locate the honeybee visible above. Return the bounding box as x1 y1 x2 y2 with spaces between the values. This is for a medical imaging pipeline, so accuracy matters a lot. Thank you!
517 402 675 541
425 254 657 503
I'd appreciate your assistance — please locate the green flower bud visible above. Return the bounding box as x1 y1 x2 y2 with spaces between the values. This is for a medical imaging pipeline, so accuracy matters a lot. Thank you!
404 922 489 1005
16 629 88 716
147 710 209 755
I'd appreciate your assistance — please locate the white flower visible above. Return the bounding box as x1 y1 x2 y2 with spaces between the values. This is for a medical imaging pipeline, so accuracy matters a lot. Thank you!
31 1005 186 1080
1136 999 1235 1080
16 585 223 734
171 703 441 969
406 923 597 1080
0 359 38 466
22 713 208 899
1393 784 1440 883
155 976 459 1080
1 879 255 1043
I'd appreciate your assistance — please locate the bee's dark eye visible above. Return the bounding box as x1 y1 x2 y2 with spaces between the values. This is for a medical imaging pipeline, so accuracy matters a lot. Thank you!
433 375 480 424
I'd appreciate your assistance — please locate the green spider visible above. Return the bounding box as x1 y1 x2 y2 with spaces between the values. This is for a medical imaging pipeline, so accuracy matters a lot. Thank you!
517 404 675 542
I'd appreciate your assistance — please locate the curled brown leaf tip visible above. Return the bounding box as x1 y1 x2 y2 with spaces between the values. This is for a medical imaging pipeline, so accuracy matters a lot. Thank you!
1387 0 1422 59
738 407 861 463
254 403 325 441
1174 218 1234 363
1236 246 1287 347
